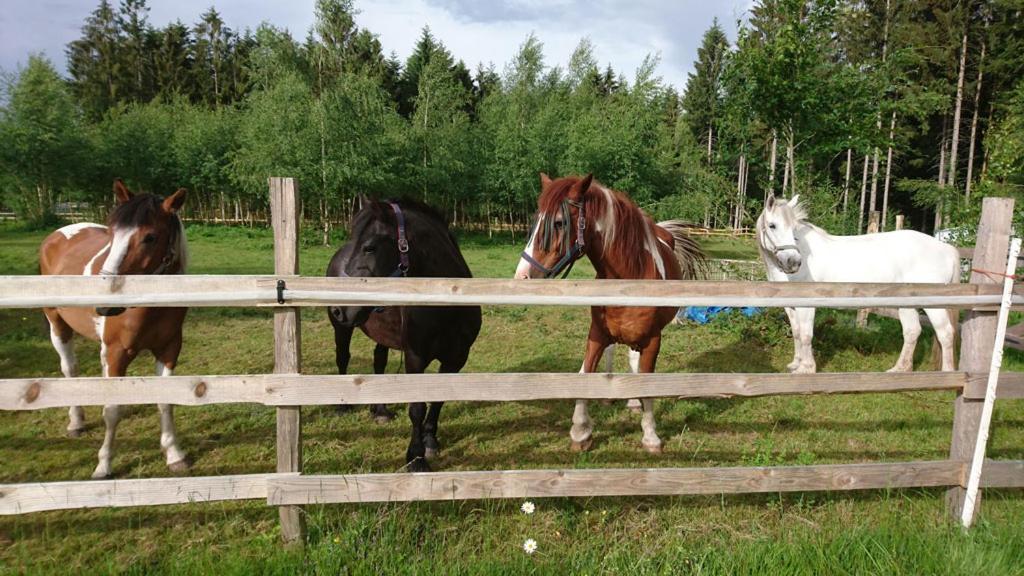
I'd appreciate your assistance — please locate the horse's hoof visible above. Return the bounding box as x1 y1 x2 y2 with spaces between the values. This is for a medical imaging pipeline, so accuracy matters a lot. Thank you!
167 459 191 474
642 440 664 454
91 469 111 480
406 458 431 473
570 437 594 452
67 428 85 439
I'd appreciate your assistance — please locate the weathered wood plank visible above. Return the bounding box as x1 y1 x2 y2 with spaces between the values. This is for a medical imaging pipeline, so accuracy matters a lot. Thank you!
949 197 1015 520
270 177 305 544
0 275 1021 310
0 474 291 515
266 461 963 505
981 460 1024 488
3 371 1021 410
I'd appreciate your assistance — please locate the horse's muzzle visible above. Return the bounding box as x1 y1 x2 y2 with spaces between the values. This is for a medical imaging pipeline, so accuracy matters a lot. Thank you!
95 307 127 317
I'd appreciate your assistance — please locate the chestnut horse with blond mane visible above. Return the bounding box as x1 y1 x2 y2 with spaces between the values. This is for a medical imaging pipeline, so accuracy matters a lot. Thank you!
514 173 705 453
39 180 190 479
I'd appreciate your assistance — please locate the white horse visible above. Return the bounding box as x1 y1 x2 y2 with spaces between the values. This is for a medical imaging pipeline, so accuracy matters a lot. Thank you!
756 194 960 374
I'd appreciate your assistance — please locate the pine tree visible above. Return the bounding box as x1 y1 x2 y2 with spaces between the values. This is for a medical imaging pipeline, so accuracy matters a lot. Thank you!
682 19 729 165
67 0 122 119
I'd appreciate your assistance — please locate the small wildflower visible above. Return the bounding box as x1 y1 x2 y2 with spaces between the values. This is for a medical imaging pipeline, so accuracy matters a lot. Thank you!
521 501 535 515
523 538 538 554
601 510 607 516
332 536 341 544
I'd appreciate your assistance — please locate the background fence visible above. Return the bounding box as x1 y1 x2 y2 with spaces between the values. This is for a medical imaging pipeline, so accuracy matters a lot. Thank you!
0 180 1020 545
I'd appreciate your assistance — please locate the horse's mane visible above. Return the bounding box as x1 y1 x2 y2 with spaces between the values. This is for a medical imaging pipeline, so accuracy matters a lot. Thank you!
538 177 663 279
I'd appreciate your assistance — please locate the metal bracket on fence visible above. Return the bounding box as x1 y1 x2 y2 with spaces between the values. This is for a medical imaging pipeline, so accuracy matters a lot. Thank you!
277 280 286 305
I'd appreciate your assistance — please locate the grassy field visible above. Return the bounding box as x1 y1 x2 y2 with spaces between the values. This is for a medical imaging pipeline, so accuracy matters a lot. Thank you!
1 222 1022 575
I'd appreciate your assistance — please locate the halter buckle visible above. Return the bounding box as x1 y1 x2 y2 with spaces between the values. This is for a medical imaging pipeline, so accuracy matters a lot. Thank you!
398 238 409 253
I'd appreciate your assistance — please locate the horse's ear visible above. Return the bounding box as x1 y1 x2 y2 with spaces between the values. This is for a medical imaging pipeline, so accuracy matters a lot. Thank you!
113 179 133 205
765 193 776 210
787 194 800 207
358 194 371 210
162 188 187 214
540 172 552 188
569 173 593 199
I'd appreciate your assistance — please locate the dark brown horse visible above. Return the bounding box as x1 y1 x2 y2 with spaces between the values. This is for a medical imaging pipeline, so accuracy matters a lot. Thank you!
39 180 190 479
328 199 481 472
515 173 705 453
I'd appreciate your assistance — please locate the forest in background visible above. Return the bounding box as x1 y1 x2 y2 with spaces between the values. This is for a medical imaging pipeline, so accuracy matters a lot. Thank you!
1 0 1022 240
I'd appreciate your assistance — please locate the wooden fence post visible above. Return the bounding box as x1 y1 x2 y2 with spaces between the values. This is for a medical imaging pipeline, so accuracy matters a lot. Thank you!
947 196 1014 521
270 177 306 544
894 214 904 230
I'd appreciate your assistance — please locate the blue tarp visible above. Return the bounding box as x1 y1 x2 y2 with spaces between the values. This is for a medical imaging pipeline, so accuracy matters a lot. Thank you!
678 306 761 325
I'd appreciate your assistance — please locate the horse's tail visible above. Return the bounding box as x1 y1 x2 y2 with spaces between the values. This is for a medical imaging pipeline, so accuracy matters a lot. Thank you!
656 220 708 280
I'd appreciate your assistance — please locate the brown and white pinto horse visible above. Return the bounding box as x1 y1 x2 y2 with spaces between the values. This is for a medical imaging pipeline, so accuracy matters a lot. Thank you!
515 173 705 453
39 180 190 479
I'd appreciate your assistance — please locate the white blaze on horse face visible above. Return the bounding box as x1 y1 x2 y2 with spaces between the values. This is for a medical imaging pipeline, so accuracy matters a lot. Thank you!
514 224 541 279
100 226 138 275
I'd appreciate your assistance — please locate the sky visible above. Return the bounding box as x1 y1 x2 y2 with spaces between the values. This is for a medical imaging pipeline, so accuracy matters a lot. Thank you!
1 0 752 91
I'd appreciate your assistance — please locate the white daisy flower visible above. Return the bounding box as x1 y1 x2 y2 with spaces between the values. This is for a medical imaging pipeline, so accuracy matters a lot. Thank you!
523 538 538 554
521 501 536 515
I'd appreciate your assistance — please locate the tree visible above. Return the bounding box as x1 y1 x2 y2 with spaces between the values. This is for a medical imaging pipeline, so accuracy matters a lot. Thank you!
682 20 730 165
67 0 122 120
0 56 87 220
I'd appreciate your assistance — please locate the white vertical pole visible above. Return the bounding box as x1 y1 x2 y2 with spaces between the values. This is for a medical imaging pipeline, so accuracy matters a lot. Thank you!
960 237 1021 528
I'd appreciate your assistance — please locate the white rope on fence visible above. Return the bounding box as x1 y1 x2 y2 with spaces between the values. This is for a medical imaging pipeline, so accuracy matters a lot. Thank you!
961 237 1022 529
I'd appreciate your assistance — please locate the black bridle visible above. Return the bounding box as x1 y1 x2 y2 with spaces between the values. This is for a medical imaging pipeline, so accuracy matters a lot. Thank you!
520 199 586 279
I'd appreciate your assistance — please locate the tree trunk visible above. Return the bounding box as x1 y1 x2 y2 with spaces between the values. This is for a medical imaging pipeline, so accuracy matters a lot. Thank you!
707 125 713 165
869 147 880 214
786 127 796 195
980 101 994 182
735 154 745 228
936 128 948 231
768 129 778 198
965 25 986 200
843 148 852 213
948 31 969 188
881 111 897 231
858 153 870 232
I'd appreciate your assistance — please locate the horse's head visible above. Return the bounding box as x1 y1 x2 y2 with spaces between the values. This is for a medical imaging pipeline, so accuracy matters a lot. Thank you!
758 193 803 274
329 200 407 327
514 173 592 279
95 180 187 316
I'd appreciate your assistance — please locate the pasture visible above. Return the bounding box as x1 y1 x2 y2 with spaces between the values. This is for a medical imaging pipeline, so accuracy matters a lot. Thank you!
1 222 1023 575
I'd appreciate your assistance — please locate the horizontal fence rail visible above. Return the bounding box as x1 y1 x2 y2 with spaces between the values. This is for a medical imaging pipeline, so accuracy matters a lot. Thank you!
3 372 1024 410
0 275 1021 310
3 461 1021 515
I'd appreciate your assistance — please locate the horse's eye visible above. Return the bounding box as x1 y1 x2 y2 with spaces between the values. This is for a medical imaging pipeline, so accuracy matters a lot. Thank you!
554 220 565 230
768 223 776 230
363 244 376 254
142 233 157 244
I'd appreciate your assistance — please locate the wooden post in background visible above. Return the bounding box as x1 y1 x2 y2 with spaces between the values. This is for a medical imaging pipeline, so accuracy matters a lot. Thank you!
856 211 883 328
947 197 1014 521
270 177 305 544
894 214 904 230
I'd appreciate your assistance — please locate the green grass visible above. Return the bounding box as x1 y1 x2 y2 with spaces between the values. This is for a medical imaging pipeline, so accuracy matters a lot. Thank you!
0 222 1022 575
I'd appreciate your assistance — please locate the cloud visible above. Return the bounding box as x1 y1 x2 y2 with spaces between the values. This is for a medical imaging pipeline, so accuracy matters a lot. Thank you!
1 0 750 92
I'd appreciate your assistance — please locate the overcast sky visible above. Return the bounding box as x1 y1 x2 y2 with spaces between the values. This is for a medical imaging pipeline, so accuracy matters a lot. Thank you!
2 0 752 91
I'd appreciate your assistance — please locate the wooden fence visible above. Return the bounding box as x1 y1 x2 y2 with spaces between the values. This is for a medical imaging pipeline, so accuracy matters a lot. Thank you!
0 181 1020 545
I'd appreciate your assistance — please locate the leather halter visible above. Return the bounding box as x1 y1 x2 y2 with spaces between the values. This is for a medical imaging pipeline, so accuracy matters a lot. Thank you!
520 199 586 279
335 201 411 314
759 221 800 269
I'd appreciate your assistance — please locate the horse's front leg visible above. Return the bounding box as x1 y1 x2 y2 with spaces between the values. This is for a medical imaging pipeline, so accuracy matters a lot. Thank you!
570 335 608 452
92 345 136 479
889 308 923 372
784 307 801 372
626 348 643 413
403 352 431 472
637 336 664 453
155 347 189 473
370 343 396 423
793 307 817 374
